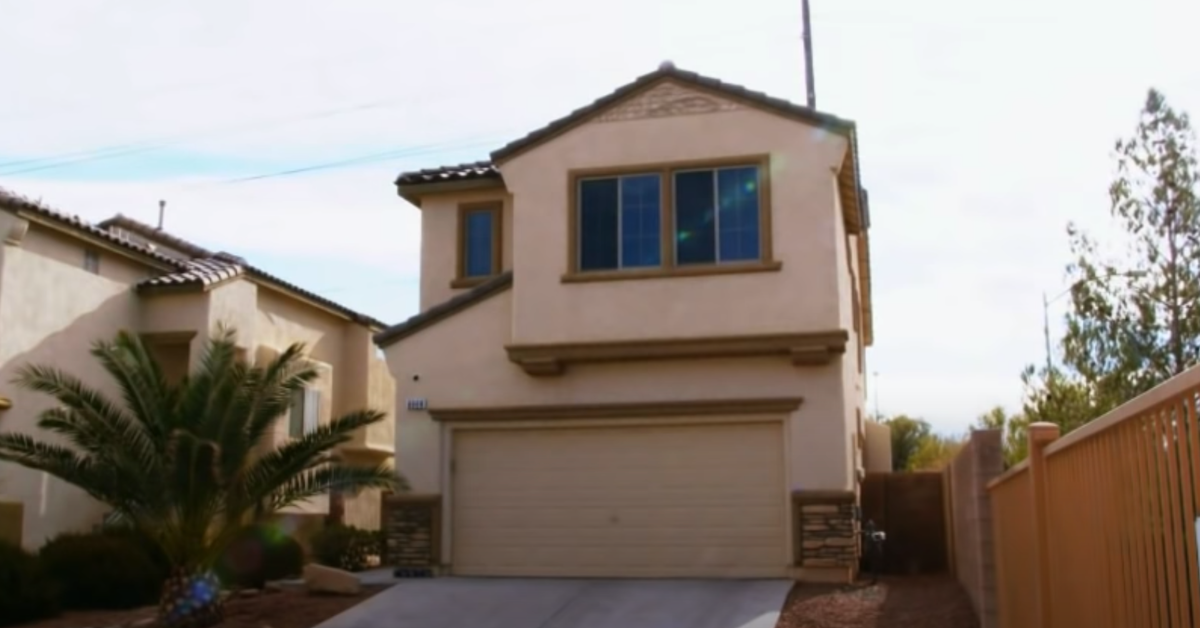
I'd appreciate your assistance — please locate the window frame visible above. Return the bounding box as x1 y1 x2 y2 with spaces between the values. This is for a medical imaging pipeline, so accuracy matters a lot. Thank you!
288 386 321 438
576 172 665 272
565 155 777 283
453 201 503 289
83 249 101 275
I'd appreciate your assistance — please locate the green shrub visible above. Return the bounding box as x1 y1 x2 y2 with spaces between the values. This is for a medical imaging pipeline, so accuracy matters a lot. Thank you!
0 540 59 625
311 524 383 572
39 532 163 610
97 525 171 584
215 524 305 589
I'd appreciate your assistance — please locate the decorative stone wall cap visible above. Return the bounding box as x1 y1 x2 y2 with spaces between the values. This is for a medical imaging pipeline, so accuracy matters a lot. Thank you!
382 493 441 505
792 489 856 503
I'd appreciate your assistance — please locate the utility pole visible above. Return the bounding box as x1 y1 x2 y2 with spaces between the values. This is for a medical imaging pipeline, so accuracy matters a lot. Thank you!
801 0 816 108
157 199 166 230
872 371 880 419
1042 291 1053 374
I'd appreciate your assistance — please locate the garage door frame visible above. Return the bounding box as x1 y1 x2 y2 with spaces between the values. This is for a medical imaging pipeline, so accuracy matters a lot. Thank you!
441 413 793 577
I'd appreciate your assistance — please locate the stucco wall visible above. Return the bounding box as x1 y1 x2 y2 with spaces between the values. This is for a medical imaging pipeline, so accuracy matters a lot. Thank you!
418 190 514 310
385 289 854 501
864 419 893 472
832 179 863 484
0 224 148 547
496 83 849 346
256 288 344 365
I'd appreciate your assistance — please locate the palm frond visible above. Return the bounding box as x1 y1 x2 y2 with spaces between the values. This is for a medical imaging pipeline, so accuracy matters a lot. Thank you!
266 463 399 512
13 364 159 473
0 433 132 506
89 332 173 444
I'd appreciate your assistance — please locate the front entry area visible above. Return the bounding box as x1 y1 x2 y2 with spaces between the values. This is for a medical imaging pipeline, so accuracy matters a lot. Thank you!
449 420 790 578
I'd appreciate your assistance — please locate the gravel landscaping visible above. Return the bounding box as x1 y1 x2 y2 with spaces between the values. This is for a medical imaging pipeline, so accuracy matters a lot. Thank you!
776 576 979 628
13 585 390 628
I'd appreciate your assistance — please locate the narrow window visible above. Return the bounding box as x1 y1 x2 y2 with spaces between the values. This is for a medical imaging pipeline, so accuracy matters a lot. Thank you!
303 388 320 434
578 174 661 271
289 387 321 437
456 204 499 279
83 249 100 274
288 388 305 437
673 166 761 265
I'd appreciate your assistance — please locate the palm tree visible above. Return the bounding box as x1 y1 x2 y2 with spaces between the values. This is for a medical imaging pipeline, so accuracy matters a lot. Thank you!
0 326 401 628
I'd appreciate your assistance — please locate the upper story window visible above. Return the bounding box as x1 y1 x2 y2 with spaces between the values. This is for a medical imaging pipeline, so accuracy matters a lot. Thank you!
455 202 502 286
289 386 321 438
568 157 776 281
83 249 100 275
578 174 662 271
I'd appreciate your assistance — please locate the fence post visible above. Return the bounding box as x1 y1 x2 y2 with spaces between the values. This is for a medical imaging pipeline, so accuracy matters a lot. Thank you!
1027 422 1061 628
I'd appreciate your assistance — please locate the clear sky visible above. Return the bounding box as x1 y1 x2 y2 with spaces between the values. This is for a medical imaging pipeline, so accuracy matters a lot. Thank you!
1 0 1196 433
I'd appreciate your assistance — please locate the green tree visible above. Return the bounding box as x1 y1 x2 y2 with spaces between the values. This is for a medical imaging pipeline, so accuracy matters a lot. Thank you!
907 433 965 471
0 327 402 628
974 405 1032 468
1061 89 1200 403
883 415 932 472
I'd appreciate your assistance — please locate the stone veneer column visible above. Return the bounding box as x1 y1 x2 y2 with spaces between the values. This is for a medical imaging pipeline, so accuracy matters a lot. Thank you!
793 490 860 583
381 493 441 577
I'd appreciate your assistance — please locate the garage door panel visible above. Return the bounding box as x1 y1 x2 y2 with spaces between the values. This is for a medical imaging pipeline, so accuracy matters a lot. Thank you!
457 505 785 529
452 422 789 578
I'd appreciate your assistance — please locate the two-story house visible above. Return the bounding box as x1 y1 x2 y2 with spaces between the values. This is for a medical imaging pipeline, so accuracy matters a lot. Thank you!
0 192 396 548
375 63 882 584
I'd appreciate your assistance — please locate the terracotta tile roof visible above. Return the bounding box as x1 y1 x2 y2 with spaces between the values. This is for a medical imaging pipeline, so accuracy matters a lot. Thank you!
489 62 856 163
374 271 513 348
136 257 245 290
393 161 500 186
97 214 213 259
393 64 865 229
0 189 386 329
0 188 184 267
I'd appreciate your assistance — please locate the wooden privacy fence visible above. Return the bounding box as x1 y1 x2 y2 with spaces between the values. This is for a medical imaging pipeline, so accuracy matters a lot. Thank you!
988 364 1200 628
860 471 949 575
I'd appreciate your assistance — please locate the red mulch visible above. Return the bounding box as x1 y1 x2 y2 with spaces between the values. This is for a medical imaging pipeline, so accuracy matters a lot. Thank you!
15 585 389 628
776 576 980 628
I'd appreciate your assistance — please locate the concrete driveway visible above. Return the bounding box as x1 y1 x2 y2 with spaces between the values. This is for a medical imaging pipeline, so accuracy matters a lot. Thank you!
314 578 791 628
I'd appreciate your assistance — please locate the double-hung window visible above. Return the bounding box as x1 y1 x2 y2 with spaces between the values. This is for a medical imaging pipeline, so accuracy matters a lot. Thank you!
457 202 502 284
571 159 769 276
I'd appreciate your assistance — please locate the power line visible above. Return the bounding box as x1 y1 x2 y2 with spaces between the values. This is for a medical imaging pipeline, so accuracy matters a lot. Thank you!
0 98 411 175
0 15 803 124
0 22 808 182
189 131 518 189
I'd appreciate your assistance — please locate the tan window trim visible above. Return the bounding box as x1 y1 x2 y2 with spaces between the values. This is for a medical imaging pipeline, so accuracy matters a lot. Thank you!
564 154 777 283
453 201 503 289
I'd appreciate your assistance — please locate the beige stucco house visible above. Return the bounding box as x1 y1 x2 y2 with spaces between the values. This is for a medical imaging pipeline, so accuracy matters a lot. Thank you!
0 191 395 549
376 63 886 584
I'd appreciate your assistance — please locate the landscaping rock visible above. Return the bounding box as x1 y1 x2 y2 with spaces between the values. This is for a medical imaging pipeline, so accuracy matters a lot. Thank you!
303 563 362 595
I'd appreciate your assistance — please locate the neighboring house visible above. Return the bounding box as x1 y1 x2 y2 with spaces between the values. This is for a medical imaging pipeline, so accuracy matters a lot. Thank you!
376 62 887 584
0 192 395 548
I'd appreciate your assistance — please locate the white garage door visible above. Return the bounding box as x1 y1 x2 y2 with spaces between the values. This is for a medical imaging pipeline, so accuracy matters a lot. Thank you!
451 421 789 578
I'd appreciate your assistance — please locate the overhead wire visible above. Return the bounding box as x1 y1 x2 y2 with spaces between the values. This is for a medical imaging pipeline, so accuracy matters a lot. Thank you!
0 15 805 178
0 12 804 123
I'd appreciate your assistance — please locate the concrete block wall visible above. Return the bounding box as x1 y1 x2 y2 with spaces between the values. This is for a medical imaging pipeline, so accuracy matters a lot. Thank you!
945 429 1004 628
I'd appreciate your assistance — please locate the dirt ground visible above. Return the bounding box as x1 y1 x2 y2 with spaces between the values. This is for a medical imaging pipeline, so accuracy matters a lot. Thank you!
16 585 389 628
776 576 979 628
